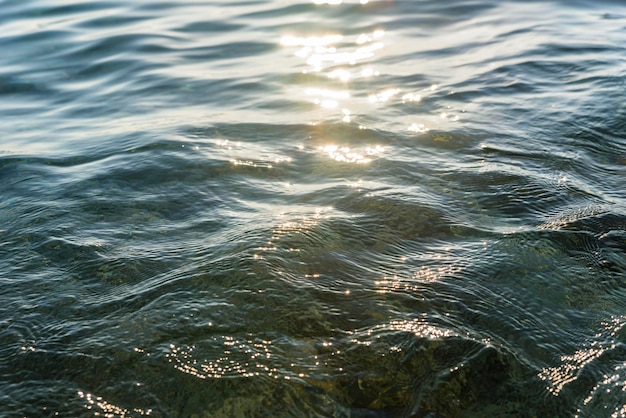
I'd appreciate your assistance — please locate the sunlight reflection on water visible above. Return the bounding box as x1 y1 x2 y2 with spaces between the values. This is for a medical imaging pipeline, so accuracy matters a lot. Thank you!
2 0 626 416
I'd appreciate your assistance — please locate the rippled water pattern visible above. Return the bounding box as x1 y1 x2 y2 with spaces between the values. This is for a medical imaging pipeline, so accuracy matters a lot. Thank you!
1 0 626 416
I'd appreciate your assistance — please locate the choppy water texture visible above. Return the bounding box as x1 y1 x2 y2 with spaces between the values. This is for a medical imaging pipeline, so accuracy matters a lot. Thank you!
1 0 626 416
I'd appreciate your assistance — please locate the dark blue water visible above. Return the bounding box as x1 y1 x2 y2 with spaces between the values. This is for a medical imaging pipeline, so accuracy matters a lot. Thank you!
1 0 625 416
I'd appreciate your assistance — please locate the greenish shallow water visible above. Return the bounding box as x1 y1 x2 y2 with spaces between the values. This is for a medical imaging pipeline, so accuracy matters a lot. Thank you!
1 0 626 416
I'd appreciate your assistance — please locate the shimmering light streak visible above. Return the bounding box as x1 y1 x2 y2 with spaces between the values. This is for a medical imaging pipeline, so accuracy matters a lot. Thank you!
210 138 292 169
342 108 351 122
281 30 385 71
78 391 152 416
387 318 457 339
255 207 333 258
230 159 276 168
216 139 241 149
402 92 422 103
327 69 351 82
408 123 429 133
375 265 461 294
166 340 279 380
368 88 400 103
356 30 385 45
539 342 611 396
318 144 384 164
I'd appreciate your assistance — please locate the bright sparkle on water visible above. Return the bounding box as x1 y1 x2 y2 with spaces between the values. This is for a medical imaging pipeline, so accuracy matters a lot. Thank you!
318 144 384 164
2 0 626 416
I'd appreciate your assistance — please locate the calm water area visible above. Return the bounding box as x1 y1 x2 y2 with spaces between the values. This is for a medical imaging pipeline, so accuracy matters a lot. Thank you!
1 0 626 416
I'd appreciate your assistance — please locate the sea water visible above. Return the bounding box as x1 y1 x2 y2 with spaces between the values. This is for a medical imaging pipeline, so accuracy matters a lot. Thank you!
1 0 625 416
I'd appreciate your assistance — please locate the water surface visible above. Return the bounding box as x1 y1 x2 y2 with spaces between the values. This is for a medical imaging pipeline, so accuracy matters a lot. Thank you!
1 0 626 416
